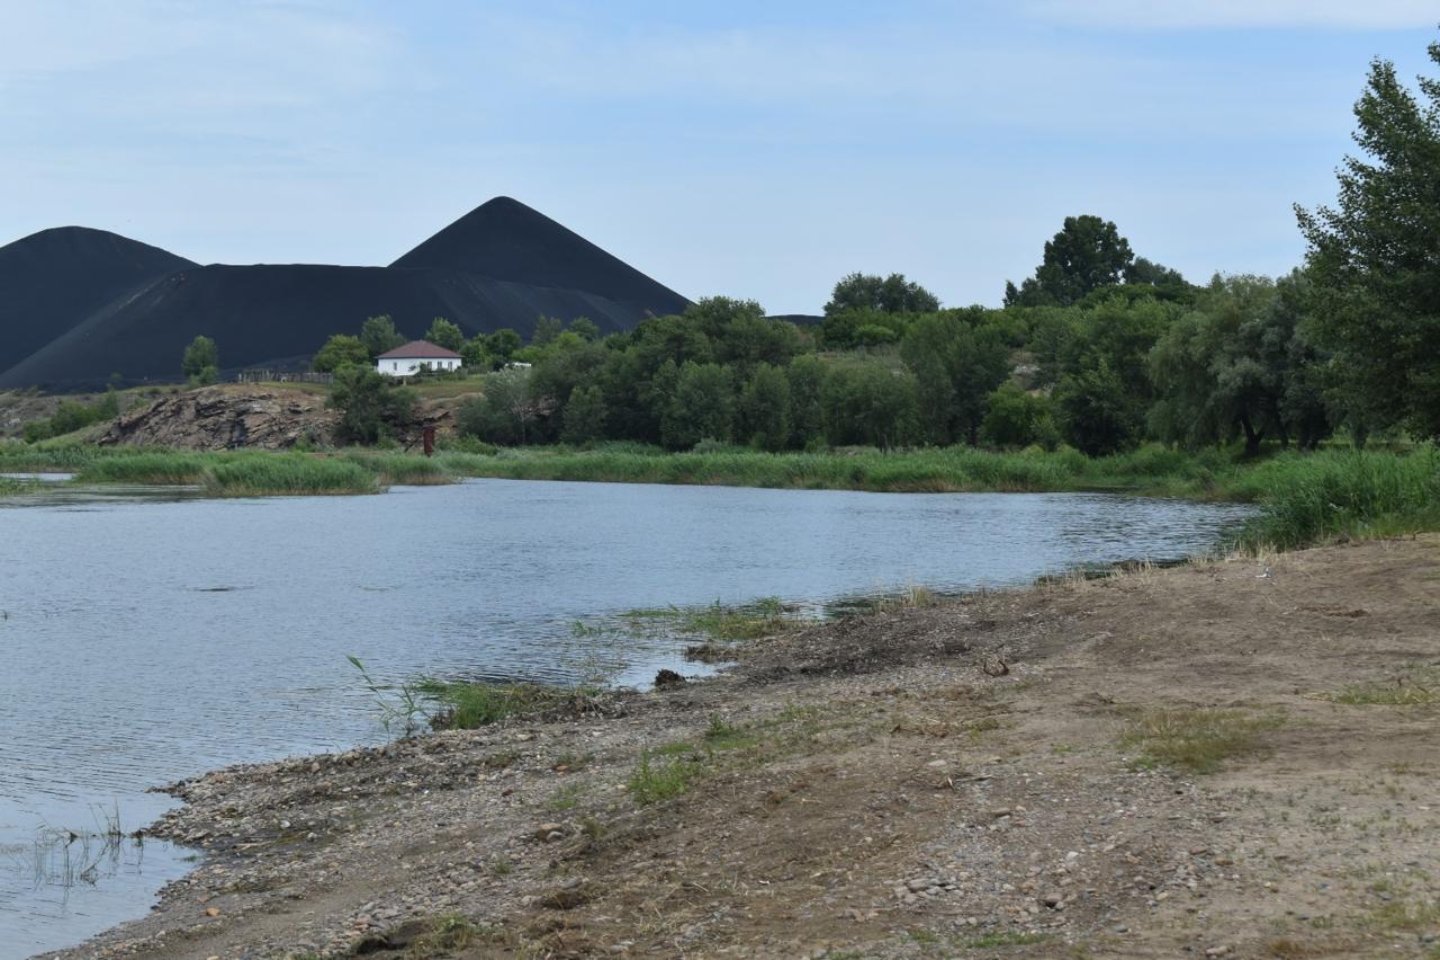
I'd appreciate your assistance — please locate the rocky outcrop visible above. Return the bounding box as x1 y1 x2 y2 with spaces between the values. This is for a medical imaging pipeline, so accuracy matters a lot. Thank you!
98 386 337 450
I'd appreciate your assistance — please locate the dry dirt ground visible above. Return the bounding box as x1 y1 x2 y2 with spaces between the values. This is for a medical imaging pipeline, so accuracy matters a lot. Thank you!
42 536 1440 960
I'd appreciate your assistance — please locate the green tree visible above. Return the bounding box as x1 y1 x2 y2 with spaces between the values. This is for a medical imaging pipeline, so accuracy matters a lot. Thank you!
737 363 792 451
484 329 524 364
819 308 912 349
786 354 829 449
528 339 610 441
182 335 219 384
1272 273 1334 450
1006 215 1135 307
685 296 767 340
825 273 940 316
561 384 608 445
980 383 1056 449
424 317 465 352
1123 257 1191 296
458 369 545 445
531 315 564 348
705 305 801 370
460 337 494 370
1296 37 1440 439
820 359 920 449
568 317 601 341
1053 358 1139 456
360 315 406 359
312 334 371 373
1072 295 1176 407
900 313 1010 446
855 324 900 347
328 366 416 445
660 362 735 449
1149 274 1332 455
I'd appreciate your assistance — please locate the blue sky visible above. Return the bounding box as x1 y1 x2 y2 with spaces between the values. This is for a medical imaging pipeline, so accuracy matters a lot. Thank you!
2 1 1437 314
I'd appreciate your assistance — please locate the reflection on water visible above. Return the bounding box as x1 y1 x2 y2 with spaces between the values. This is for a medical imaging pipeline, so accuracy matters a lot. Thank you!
0 482 202 509
0 479 1252 956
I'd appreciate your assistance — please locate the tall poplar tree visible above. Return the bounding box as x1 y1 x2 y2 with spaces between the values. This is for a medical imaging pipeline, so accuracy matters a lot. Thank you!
1297 38 1440 439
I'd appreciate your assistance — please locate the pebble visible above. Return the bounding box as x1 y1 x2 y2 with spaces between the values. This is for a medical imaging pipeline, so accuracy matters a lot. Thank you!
534 822 566 842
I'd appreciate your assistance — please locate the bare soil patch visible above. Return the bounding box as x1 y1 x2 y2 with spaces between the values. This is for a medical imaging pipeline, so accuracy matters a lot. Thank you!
41 536 1440 960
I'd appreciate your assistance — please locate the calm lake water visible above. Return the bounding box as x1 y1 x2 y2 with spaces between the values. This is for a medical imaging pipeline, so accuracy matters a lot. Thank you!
0 479 1252 958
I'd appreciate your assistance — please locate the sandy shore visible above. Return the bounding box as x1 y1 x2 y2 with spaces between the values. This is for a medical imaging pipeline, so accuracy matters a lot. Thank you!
41 535 1440 959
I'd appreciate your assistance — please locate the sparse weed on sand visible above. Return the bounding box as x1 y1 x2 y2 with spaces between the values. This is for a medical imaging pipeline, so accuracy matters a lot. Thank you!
1328 668 1439 706
628 749 704 805
1120 707 1284 774
418 679 609 730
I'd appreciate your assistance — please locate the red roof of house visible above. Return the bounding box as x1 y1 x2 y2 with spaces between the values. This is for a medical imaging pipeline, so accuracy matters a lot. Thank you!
376 339 463 360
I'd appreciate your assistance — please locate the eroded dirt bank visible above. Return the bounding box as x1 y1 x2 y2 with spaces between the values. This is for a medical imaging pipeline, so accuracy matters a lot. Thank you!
42 537 1440 960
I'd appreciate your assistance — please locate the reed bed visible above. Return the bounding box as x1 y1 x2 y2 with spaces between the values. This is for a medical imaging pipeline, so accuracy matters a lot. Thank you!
8 440 1439 549
203 455 381 496
341 452 455 486
1234 445 1440 548
432 443 1242 498
0 442 125 473
74 451 210 485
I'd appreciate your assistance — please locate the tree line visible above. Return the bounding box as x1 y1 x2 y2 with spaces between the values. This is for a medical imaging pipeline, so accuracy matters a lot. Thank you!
318 34 1440 456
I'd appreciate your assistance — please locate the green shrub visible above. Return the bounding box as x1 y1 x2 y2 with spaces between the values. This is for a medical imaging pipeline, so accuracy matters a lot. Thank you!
23 392 120 443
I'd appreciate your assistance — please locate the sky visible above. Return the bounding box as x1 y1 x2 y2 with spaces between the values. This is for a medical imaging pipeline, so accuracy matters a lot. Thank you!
1 1 1437 315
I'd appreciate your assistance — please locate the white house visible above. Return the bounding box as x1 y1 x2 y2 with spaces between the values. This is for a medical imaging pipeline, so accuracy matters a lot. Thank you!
375 340 463 376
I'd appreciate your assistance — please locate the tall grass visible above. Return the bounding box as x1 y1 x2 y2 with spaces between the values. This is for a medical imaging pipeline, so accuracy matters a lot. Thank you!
203 456 380 496
0 443 116 472
8 439 1439 551
341 451 454 485
1235 445 1440 548
428 442 1242 497
75 452 209 484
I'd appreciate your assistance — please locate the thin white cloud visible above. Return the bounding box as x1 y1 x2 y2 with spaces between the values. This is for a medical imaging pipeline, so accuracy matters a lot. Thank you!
1026 0 1438 29
0 1 407 113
